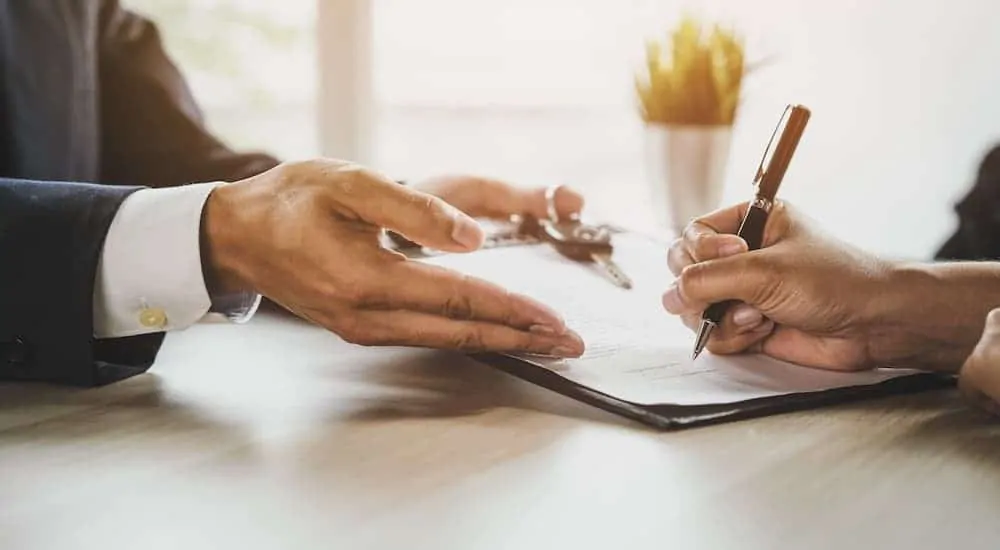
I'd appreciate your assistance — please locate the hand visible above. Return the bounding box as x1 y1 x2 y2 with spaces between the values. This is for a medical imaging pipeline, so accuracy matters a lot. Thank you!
959 309 1000 416
663 201 1000 374
412 174 584 221
662 201 895 371
201 159 584 357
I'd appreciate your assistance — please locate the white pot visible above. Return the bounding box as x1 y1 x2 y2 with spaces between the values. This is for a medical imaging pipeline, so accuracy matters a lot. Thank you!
643 124 733 235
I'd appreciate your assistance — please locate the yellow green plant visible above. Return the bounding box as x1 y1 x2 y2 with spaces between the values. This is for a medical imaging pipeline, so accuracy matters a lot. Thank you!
636 16 746 126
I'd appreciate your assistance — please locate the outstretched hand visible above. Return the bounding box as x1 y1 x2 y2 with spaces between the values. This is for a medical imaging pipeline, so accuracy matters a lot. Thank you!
203 160 586 357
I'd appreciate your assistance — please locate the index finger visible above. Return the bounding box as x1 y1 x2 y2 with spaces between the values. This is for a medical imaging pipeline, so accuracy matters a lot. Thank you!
694 202 750 235
669 252 774 315
329 164 486 253
682 203 750 262
360 259 569 334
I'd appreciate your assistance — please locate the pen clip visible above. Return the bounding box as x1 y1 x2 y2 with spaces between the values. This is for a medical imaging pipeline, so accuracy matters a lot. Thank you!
753 104 791 191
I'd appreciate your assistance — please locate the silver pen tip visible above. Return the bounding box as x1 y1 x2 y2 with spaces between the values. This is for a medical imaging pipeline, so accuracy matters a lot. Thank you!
691 320 715 361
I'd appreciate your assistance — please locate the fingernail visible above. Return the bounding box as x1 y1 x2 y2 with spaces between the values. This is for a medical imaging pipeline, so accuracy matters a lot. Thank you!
546 330 585 357
451 214 485 249
662 283 684 313
550 344 584 358
516 293 567 331
563 329 585 350
732 306 763 327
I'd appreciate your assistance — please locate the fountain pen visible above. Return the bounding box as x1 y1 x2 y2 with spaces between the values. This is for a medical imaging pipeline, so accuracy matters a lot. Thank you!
692 104 812 360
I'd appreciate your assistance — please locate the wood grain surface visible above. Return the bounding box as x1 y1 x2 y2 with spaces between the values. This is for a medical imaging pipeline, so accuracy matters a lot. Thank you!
3 314 999 550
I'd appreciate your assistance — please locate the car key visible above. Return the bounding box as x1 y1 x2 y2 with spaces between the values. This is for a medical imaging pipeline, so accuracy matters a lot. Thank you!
521 216 633 290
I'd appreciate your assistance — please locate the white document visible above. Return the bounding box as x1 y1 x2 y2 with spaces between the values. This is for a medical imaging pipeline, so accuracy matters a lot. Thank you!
422 232 923 407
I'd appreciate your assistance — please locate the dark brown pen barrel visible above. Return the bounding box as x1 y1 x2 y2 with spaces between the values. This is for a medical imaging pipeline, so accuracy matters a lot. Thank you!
704 300 735 324
737 204 769 251
703 204 770 324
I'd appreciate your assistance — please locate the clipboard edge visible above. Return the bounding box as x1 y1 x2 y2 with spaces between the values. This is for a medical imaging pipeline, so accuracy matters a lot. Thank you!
472 353 955 431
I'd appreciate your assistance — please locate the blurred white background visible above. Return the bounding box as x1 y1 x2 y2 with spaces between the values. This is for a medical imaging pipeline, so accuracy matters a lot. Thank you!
127 0 1000 258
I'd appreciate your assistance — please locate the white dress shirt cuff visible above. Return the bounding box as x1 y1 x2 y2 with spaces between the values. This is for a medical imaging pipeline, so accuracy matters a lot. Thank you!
93 183 261 339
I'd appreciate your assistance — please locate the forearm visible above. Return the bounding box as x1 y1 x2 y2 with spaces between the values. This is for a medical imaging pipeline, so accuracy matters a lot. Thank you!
869 261 1000 372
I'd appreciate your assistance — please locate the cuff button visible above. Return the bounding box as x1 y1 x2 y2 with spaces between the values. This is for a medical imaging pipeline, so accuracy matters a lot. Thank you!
139 307 168 329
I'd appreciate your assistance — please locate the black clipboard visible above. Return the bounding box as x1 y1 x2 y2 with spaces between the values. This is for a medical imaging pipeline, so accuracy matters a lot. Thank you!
395 223 955 430
472 353 954 430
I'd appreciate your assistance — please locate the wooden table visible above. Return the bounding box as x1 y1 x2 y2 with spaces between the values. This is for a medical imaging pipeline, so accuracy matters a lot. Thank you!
3 313 1000 550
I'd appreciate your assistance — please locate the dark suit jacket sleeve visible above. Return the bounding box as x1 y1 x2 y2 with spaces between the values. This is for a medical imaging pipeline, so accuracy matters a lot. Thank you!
936 145 1000 261
0 178 165 387
97 0 280 188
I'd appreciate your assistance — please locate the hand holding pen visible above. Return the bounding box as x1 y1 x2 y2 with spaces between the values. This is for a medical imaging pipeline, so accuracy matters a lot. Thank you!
691 104 811 360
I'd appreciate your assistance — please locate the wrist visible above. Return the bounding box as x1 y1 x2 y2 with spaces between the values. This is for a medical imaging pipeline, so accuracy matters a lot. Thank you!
200 183 252 296
866 261 1000 372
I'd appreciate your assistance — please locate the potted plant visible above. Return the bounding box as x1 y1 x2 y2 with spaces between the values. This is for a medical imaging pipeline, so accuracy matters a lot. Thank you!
635 16 747 234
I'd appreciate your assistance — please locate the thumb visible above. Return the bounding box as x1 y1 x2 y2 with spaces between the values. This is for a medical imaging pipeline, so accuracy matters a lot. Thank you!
959 309 1000 416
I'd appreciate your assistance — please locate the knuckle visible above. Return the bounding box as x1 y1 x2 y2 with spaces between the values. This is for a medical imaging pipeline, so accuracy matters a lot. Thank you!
691 233 715 259
276 159 310 177
352 282 389 309
280 159 334 181
476 278 516 324
422 193 450 219
336 278 375 306
681 221 701 244
449 329 487 351
442 276 475 319
667 241 690 276
274 159 360 203
421 192 439 213
678 262 706 296
668 237 684 255
443 293 475 320
402 189 450 224
303 159 386 197
335 318 378 346
497 288 518 327
331 163 368 195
